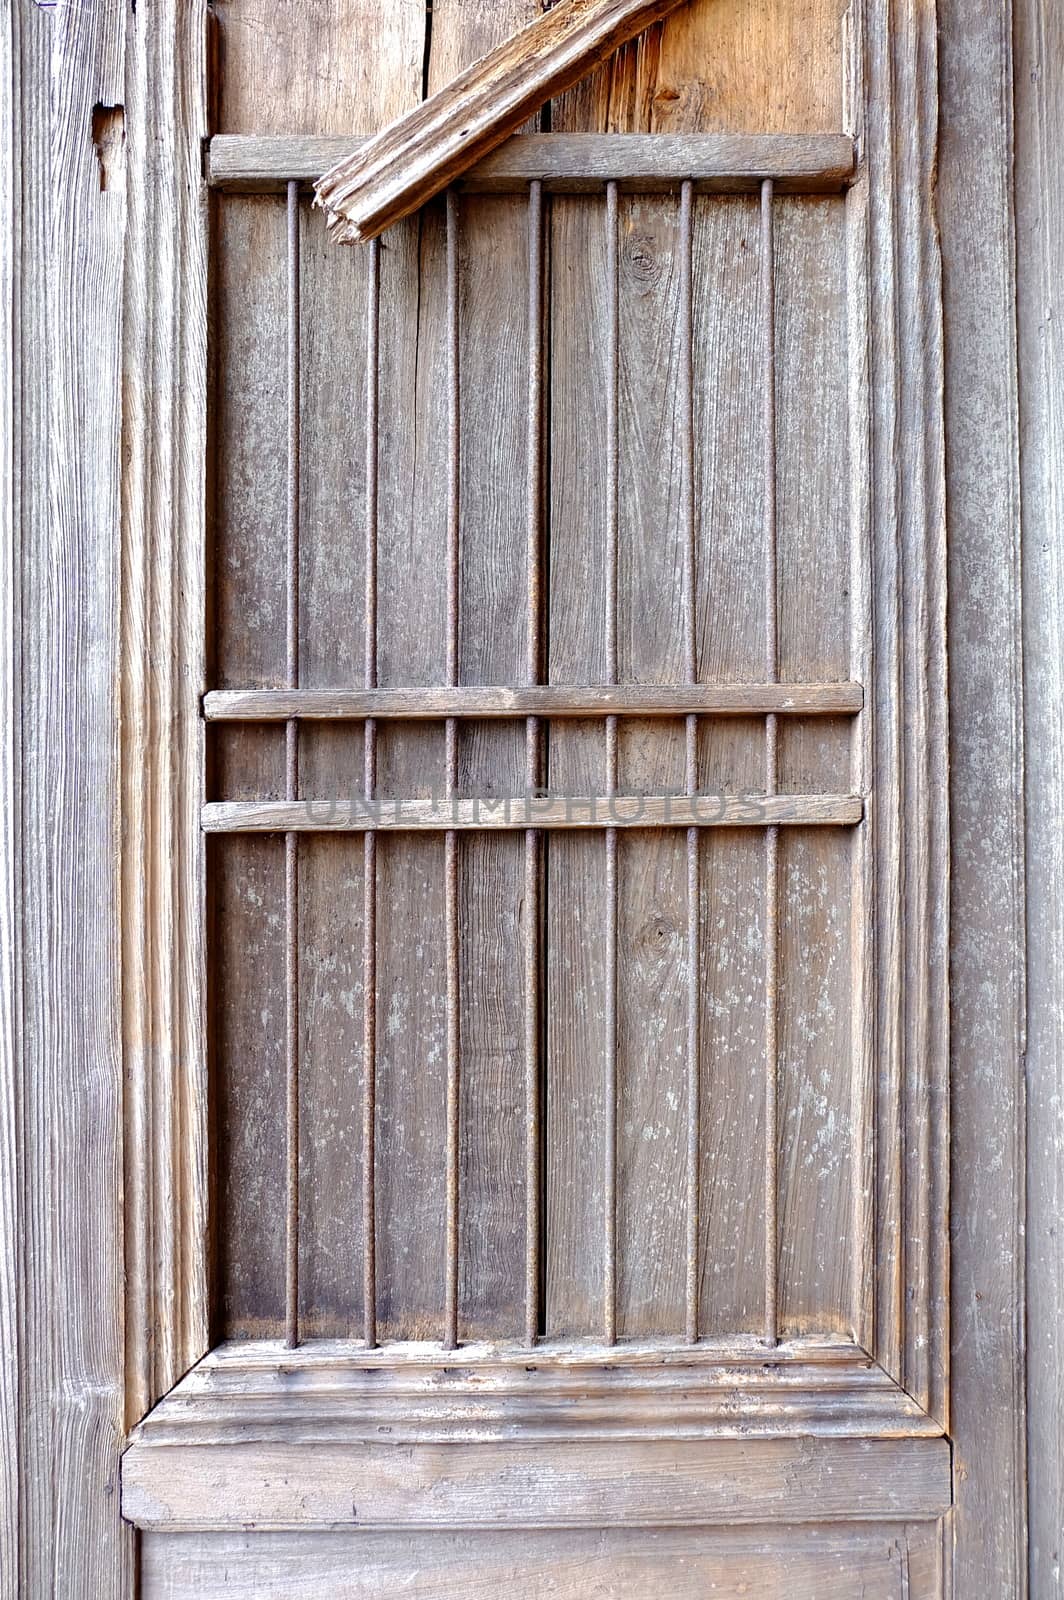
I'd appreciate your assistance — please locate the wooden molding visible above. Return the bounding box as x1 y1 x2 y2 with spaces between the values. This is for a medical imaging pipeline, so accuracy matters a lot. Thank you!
210 131 857 195
122 1338 949 1532
314 0 699 242
121 0 211 1421
854 0 950 1427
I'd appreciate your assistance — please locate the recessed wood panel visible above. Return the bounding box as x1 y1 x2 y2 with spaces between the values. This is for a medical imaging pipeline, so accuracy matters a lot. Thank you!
141 1523 944 1600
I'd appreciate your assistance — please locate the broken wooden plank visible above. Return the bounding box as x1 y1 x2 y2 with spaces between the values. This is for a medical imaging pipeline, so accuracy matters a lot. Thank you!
202 795 864 833
203 683 864 721
314 0 715 242
210 132 856 194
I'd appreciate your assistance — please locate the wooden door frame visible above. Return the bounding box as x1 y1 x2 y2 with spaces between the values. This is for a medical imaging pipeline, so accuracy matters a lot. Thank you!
119 0 955 1533
1 0 1057 1592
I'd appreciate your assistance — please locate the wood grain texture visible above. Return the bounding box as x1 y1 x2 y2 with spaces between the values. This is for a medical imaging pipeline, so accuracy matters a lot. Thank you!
118 1334 942 1446
937 0 1027 1591
204 795 864 832
5 0 136 1593
552 0 846 135
138 1523 945 1600
850 0 950 1429
205 683 864 719
210 0 425 135
122 0 211 1420
208 0 428 1344
0 4 20 1587
1014 0 1064 1587
429 1 541 1339
210 131 857 193
123 1430 951 1531
314 0 693 241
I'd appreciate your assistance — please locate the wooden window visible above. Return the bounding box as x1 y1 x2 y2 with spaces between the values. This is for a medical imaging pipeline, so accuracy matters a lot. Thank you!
121 0 952 1578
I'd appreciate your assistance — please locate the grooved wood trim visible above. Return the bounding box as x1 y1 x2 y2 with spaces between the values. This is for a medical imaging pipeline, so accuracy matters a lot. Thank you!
204 682 864 720
857 0 950 1428
122 1423 952 1532
201 794 865 833
313 0 697 241
209 131 857 194
121 0 210 1426
119 1337 944 1448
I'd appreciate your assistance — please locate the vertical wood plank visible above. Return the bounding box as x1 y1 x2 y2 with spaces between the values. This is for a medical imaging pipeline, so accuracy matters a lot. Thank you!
1014 0 1064 1587
294 209 368 1337
371 205 450 1338
211 194 288 1337
11 0 135 1591
546 191 611 1337
210 0 426 1340
0 4 21 1586
613 194 689 1336
938 0 1027 1587
421 0 541 1341
690 195 766 1339
452 191 530 1337
773 197 853 1336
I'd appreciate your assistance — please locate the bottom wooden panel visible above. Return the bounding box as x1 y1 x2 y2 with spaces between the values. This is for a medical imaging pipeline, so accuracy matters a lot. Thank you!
140 1523 946 1599
123 1436 950 1532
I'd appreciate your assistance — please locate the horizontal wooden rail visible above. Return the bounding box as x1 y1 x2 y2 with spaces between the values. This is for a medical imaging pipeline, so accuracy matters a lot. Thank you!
208 133 857 197
202 794 864 833
203 682 863 721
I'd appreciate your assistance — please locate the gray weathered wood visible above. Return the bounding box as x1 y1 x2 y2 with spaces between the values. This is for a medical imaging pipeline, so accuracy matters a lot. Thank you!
123 1429 951 1531
937 0 1028 1590
1014 0 1064 1587
205 682 863 720
138 1524 945 1600
5 0 137 1592
0 5 19 1587
122 0 211 1419
859 0 950 1428
18 0 1059 1593
210 131 857 193
118 1334 941 1446
203 795 865 833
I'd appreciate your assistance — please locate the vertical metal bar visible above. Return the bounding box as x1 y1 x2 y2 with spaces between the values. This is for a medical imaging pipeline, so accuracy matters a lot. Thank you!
444 190 462 1350
362 238 380 1348
604 180 620 1347
284 181 301 1350
680 180 701 1346
760 177 780 1349
524 181 544 1347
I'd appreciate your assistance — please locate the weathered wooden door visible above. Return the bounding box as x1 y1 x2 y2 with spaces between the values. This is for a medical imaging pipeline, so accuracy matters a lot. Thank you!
115 0 955 1593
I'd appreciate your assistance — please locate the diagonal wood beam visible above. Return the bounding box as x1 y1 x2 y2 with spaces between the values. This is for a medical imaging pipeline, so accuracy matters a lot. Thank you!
314 0 695 244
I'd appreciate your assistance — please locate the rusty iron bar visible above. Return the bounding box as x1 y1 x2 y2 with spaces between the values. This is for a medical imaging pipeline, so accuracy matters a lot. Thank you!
761 177 781 1349
284 181 301 1350
524 180 544 1347
603 179 620 1347
680 179 702 1346
444 190 462 1351
362 238 380 1349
